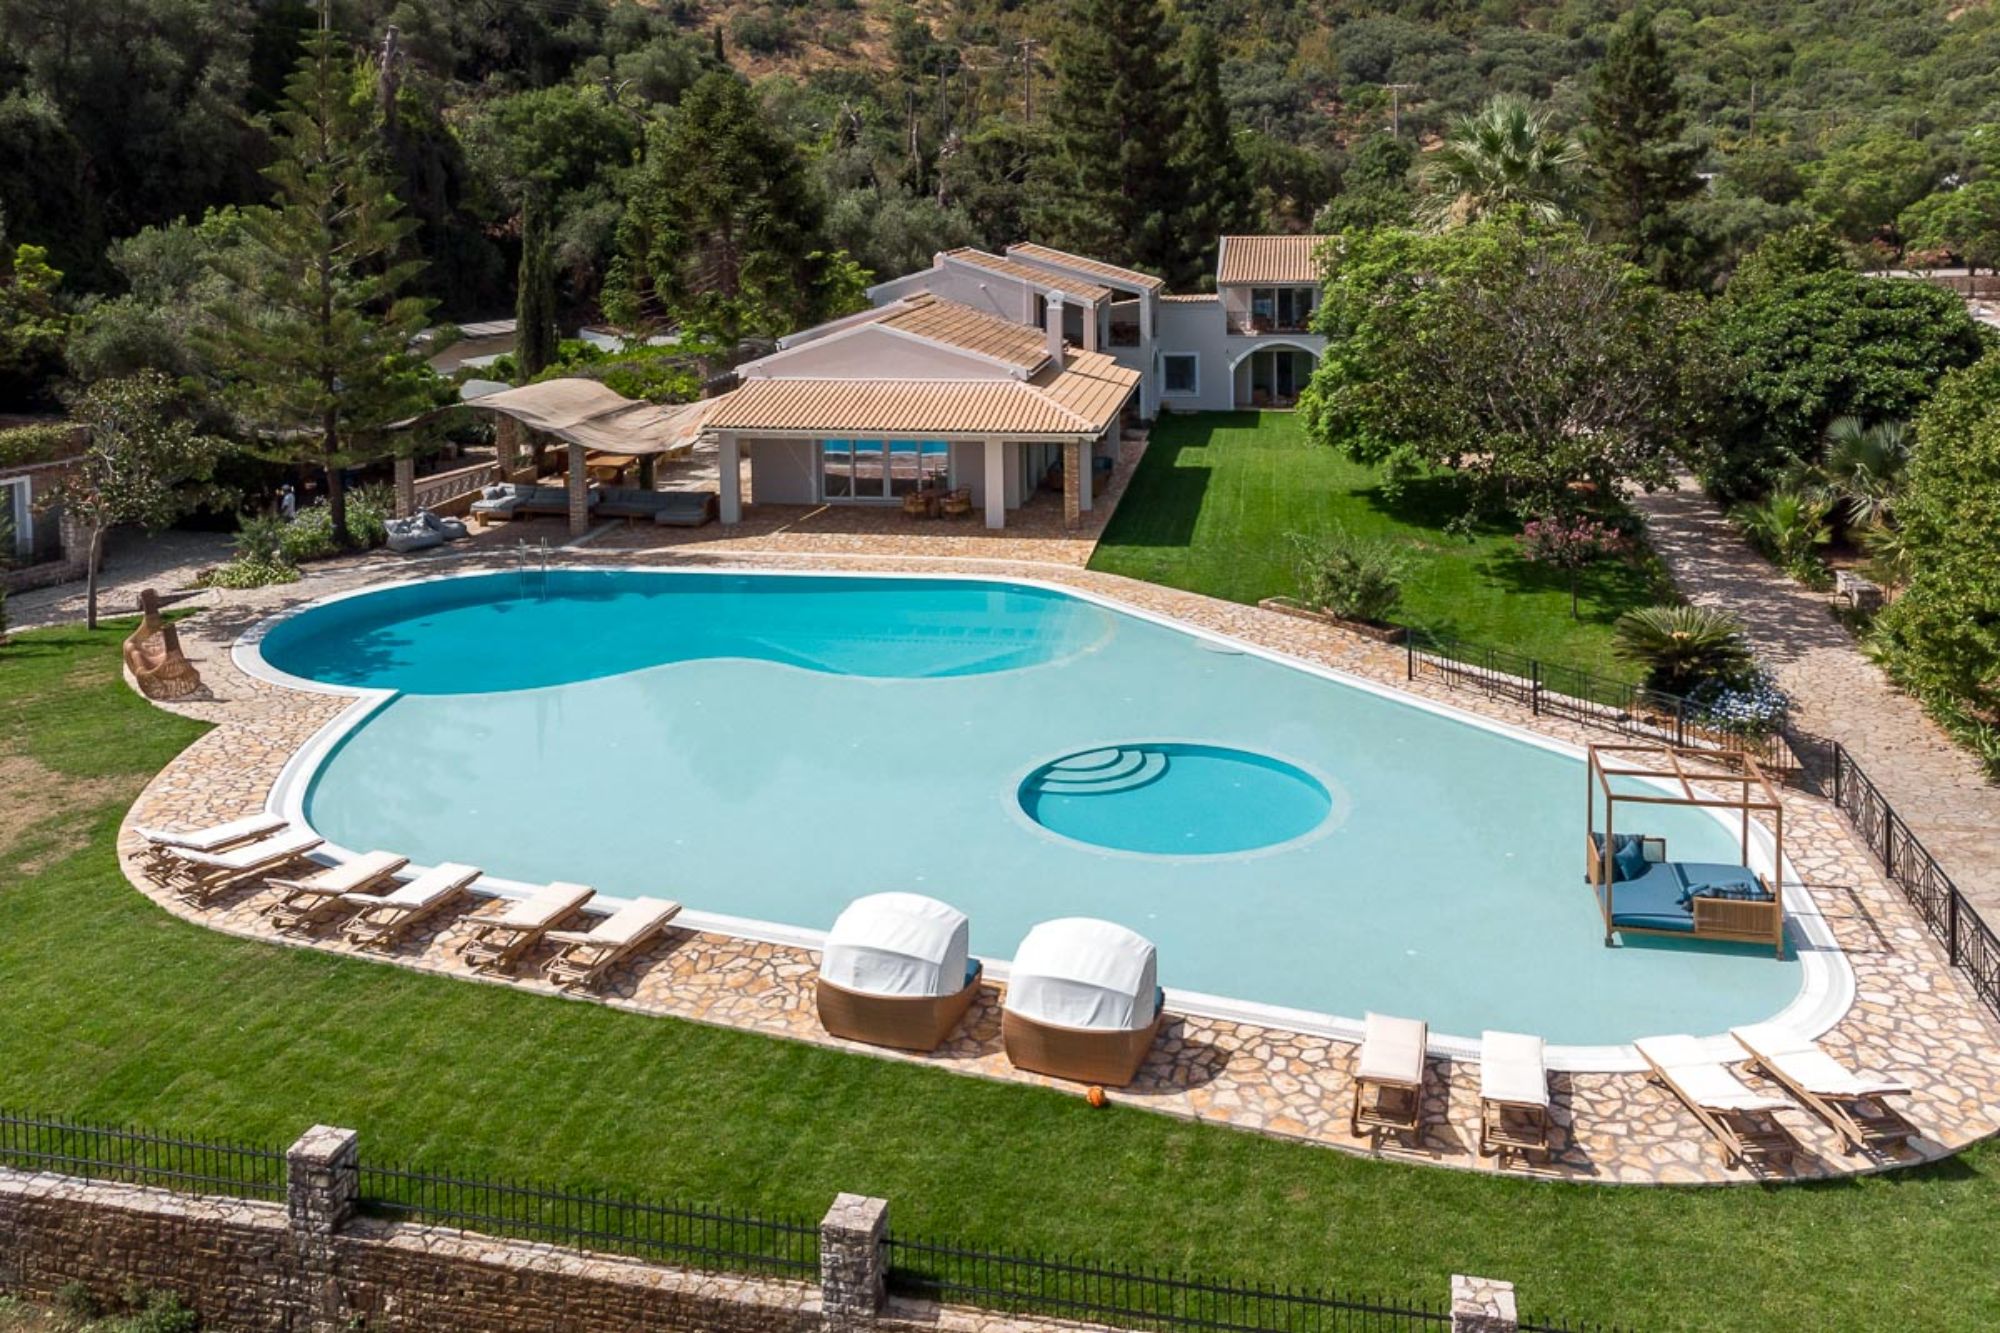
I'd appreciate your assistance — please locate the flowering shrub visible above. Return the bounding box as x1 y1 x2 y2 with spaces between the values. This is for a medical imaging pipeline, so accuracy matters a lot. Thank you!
1516 515 1630 618
1686 671 1791 738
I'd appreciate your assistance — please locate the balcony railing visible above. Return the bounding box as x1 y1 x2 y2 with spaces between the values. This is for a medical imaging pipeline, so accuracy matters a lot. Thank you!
1231 316 1314 336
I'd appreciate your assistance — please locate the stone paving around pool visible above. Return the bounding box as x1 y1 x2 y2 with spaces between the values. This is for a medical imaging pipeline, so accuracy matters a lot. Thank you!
113 541 2000 1187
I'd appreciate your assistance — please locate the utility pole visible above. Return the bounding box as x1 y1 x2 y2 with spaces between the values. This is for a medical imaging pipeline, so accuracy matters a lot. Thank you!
1016 38 1038 123
1383 83 1417 137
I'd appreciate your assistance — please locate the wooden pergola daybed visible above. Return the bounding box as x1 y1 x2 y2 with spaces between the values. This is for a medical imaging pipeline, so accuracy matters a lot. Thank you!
1585 743 1788 959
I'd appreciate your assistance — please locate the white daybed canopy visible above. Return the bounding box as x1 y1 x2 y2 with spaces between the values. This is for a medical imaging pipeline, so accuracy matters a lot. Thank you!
820 893 971 999
1004 918 1158 1031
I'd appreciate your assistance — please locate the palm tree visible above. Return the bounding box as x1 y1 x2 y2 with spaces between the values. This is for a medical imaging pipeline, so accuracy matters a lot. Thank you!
1818 415 1911 532
1418 96 1587 231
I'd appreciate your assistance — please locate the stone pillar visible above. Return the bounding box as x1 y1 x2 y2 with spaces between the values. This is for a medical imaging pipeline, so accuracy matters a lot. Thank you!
1083 299 1100 353
1080 436 1095 513
393 456 416 519
819 1193 888 1332
1138 294 1156 418
495 416 523 478
718 432 742 524
1062 440 1081 530
638 454 657 491
287 1125 359 1333
1450 1275 1518 1333
983 437 1006 530
567 441 589 538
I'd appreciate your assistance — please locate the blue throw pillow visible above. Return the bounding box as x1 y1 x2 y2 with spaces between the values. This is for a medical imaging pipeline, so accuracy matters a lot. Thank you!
1680 880 1772 905
1613 841 1650 883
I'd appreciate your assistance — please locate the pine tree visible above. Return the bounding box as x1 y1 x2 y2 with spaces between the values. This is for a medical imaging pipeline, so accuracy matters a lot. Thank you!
1038 0 1186 274
203 23 434 546
1585 6 1705 285
1170 26 1255 287
515 189 559 378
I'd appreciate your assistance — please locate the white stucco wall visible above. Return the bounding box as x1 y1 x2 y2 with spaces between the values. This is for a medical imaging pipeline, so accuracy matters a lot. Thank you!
1154 298 1234 412
868 266 1040 326
743 326 1010 381
745 437 818 504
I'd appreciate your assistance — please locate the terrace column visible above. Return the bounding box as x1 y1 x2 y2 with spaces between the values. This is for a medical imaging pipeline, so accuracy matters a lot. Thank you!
983 437 1006 530
393 456 416 519
718 432 742 524
1449 1275 1518 1333
1138 295 1157 417
1081 434 1096 513
287 1125 360 1333
1083 299 1100 352
1062 440 1082 530
566 441 589 538
495 416 523 478
818 1193 889 1332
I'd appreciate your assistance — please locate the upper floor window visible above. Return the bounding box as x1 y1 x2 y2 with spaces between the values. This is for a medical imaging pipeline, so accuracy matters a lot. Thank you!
1162 353 1199 396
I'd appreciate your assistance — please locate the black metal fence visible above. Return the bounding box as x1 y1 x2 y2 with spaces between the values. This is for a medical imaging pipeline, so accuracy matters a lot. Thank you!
1404 627 1796 775
0 1110 287 1201
1831 743 2000 1020
883 1234 1451 1332
355 1159 820 1278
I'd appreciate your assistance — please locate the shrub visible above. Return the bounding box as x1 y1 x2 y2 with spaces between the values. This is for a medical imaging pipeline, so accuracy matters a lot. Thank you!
123 1290 200 1333
1732 486 1831 585
1686 669 1791 738
1285 527 1410 625
1515 514 1630 619
1613 603 1754 693
278 487 390 563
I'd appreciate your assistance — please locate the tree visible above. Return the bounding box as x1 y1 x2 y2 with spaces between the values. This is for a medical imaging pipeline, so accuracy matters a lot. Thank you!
1899 182 2000 273
0 241 68 401
514 191 559 378
1168 26 1255 288
1584 6 1705 286
1315 134 1415 235
606 73 853 344
1418 97 1585 232
66 207 269 385
1036 0 1187 275
1804 127 1937 248
1873 351 2000 754
50 373 226 628
1516 515 1631 619
1702 225 1987 497
202 26 435 548
1302 216 1704 521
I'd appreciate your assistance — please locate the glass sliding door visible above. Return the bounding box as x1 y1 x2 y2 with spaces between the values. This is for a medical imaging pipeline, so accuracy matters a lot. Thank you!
821 439 854 499
821 439 951 503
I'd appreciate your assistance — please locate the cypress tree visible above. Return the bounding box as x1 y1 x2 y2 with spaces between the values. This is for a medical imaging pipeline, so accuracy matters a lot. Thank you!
1038 0 1186 273
1170 26 1255 288
514 189 559 378
1585 6 1705 284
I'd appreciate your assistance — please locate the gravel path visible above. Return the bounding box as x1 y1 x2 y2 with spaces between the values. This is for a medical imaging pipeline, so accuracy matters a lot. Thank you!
7 528 234 632
1632 482 2000 917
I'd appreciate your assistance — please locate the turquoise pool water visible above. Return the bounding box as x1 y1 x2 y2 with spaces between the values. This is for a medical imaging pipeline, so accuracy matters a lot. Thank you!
264 570 1805 1045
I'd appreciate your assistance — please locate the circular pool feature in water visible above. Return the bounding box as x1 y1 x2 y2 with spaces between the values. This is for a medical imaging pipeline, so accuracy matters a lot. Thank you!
1019 743 1334 855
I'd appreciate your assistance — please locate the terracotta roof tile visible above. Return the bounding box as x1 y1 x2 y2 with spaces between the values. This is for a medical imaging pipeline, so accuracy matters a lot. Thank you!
878 294 1051 371
1216 235 1324 285
941 249 1113 302
1004 243 1166 292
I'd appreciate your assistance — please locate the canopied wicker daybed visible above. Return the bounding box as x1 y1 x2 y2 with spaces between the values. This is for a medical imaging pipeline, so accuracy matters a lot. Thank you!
1001 918 1164 1086
816 893 983 1052
1586 743 1787 959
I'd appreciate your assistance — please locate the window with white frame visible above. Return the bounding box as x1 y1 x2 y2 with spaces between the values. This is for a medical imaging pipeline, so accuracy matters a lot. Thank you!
1162 354 1199 397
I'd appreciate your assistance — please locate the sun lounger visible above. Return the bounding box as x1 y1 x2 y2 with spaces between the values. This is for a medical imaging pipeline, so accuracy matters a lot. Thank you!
542 897 682 993
134 813 287 871
262 850 410 934
1731 1023 1917 1155
162 828 325 904
339 863 482 951
459 882 596 975
1635 1034 1798 1168
1350 1012 1428 1138
1479 1030 1551 1159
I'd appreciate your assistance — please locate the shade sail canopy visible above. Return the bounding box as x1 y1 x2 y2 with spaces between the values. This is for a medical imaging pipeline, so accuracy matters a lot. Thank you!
820 892 972 998
404 378 719 456
1004 918 1158 1031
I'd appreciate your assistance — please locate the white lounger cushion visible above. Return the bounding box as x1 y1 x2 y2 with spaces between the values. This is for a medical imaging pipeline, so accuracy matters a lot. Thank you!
493 882 594 929
283 850 408 895
821 892 971 999
1004 918 1158 1030
167 828 323 871
1731 1024 1912 1099
135 813 287 852
1480 1030 1549 1107
1356 1012 1427 1086
344 862 480 909
548 897 679 947
1636 1035 1794 1114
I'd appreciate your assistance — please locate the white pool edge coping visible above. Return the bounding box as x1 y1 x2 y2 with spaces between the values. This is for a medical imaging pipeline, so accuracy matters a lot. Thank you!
233 562 1855 1075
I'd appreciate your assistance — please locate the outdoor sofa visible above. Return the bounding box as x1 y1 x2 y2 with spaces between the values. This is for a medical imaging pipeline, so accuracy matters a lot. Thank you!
594 486 719 527
384 508 470 553
1001 918 1164 1087
470 482 600 525
1587 832 1782 952
815 892 983 1052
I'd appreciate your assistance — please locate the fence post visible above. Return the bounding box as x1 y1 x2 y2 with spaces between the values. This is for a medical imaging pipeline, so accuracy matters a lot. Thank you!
1406 629 1414 681
286 1125 359 1333
1949 890 1961 965
1450 1274 1519 1333
820 1193 889 1331
1530 659 1541 716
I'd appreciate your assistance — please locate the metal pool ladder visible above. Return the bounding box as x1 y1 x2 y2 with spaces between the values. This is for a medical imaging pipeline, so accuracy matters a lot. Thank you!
514 537 551 601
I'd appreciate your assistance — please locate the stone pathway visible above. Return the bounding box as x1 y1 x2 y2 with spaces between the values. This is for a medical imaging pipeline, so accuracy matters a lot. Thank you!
9 528 233 631
111 545 2000 1187
1631 483 2000 918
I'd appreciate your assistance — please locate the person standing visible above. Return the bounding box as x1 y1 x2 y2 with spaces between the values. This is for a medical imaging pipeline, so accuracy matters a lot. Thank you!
280 483 297 519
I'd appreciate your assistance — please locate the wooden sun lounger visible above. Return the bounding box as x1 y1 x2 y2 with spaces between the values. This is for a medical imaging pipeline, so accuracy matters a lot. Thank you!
339 863 482 951
1350 1012 1428 1138
1635 1034 1799 1169
459 882 595 975
1731 1024 1917 1155
262 850 410 934
134 813 288 872
542 897 682 993
1478 1030 1551 1160
162 828 325 904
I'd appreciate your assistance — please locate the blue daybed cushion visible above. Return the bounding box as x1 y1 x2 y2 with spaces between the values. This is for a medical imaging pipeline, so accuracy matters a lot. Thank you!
1676 863 1773 905
1614 841 1650 884
1602 861 1694 932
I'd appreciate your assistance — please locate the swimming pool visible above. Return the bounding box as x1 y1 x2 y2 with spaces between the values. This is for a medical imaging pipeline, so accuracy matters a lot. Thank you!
248 569 1837 1057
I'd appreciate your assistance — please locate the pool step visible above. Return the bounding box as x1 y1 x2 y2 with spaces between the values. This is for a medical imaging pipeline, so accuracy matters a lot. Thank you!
1035 748 1169 796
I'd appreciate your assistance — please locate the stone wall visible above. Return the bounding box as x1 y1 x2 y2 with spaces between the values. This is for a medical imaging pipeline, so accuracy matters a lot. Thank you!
0 1126 1523 1333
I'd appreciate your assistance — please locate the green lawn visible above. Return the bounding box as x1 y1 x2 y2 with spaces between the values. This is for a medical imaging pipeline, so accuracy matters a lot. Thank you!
1091 412 1670 676
3 623 1999 1332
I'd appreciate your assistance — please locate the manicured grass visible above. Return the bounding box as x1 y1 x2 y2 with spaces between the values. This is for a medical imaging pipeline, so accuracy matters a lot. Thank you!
4 624 2000 1332
1090 412 1671 676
